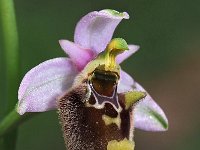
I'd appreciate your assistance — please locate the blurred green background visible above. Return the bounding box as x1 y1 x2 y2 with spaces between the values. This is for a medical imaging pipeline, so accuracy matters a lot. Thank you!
1 0 200 149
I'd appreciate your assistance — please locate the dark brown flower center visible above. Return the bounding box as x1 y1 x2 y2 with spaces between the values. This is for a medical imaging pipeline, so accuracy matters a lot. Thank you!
91 70 118 97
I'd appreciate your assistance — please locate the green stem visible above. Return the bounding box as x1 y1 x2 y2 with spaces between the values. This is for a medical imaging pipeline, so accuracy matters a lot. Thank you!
0 109 34 138
0 0 19 149
0 110 20 138
0 0 19 111
0 109 35 150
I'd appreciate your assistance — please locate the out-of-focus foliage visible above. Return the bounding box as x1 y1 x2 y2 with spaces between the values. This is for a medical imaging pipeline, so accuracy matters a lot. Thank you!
0 0 200 150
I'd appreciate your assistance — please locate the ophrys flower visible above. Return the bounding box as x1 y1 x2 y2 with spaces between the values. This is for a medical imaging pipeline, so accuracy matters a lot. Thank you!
17 9 168 150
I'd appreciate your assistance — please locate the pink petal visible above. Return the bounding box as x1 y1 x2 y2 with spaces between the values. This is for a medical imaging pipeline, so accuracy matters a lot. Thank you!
134 82 168 131
74 9 129 54
118 70 135 93
59 40 94 71
117 44 140 64
17 58 78 115
118 70 168 131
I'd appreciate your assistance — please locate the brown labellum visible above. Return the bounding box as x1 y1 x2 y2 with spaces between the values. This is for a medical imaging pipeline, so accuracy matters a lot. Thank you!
57 70 142 150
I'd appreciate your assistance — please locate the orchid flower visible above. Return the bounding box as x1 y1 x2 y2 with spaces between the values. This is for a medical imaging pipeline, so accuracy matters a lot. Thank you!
17 9 168 150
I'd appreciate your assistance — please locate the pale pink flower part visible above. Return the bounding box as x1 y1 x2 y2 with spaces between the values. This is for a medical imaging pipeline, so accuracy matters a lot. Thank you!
18 58 78 115
17 9 168 131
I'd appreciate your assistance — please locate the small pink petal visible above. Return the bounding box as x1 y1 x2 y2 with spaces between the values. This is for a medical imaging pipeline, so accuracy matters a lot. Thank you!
17 58 78 115
134 82 168 131
59 40 94 71
118 70 135 93
117 44 140 64
74 9 129 54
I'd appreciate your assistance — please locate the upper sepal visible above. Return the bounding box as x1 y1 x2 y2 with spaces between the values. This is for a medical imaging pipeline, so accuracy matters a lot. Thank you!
74 9 129 54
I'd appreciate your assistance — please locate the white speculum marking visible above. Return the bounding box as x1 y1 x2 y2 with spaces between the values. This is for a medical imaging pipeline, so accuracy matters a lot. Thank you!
87 81 122 113
85 81 122 128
